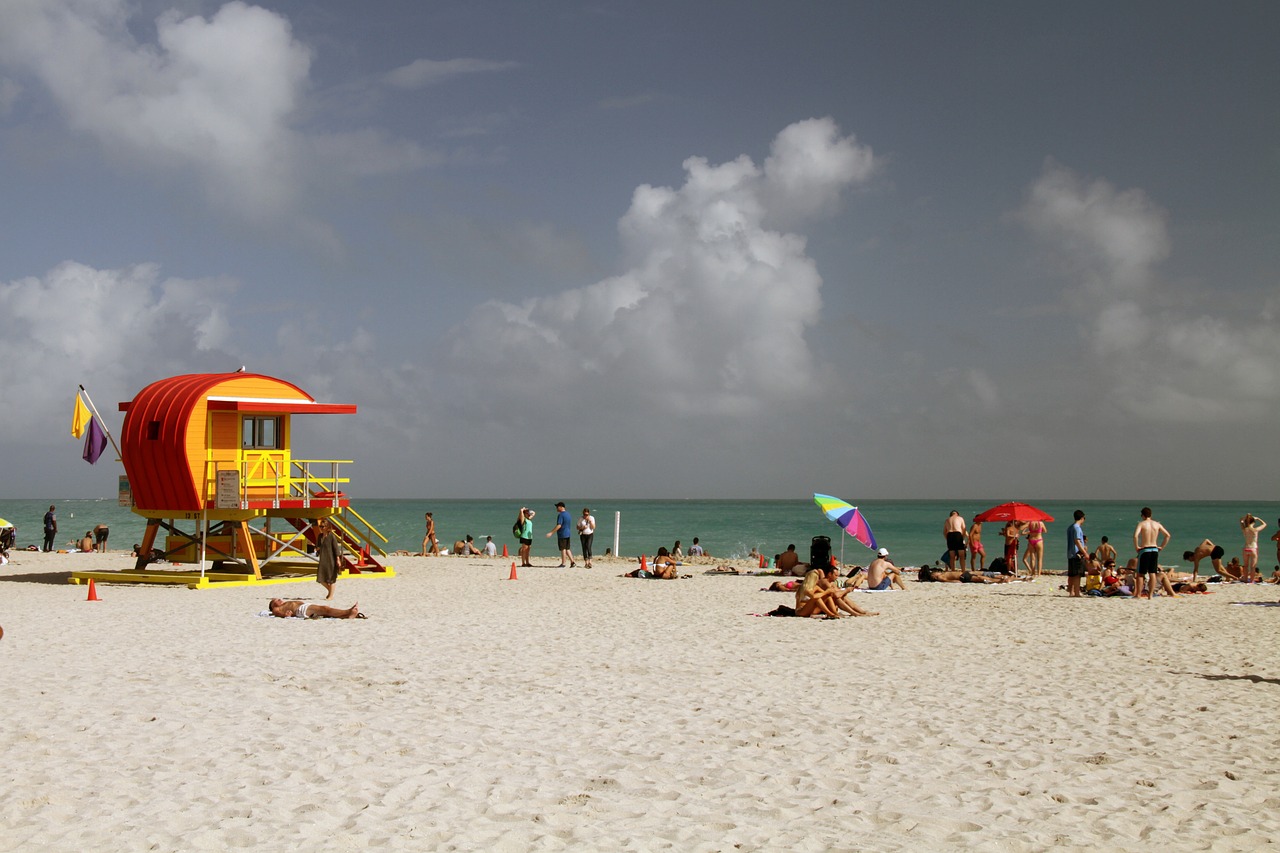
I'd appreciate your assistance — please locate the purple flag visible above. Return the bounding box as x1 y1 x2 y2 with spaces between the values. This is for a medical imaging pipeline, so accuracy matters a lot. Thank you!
82 416 107 464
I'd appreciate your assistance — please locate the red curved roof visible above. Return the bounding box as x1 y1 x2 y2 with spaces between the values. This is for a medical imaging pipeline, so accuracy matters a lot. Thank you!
119 373 321 511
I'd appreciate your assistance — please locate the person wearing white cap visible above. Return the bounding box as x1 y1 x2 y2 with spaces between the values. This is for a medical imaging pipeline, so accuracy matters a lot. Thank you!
866 547 906 591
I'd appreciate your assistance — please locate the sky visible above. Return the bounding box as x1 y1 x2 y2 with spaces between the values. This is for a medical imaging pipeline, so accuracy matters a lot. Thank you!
1 0 1277 501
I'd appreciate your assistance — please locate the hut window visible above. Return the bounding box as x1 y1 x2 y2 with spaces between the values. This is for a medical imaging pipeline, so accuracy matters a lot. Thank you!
146 421 161 440
242 416 280 449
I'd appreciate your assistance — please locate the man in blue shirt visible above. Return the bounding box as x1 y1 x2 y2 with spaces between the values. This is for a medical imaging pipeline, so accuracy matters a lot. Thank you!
545 501 577 567
1066 510 1088 597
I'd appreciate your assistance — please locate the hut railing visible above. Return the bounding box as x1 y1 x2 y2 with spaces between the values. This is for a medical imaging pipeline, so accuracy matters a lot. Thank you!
202 459 352 508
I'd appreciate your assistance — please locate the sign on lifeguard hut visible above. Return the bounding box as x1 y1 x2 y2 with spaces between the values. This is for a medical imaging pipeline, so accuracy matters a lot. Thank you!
69 372 394 590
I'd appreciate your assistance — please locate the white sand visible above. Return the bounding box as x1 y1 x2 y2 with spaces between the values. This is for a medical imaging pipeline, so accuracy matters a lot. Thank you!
2 552 1279 851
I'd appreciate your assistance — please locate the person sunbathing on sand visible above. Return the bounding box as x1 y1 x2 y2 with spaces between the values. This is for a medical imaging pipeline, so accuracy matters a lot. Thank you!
268 599 365 619
917 567 1013 584
766 579 799 591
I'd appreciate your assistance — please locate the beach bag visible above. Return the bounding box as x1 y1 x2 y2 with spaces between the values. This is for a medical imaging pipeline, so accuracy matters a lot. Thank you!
810 536 831 568
988 557 1009 575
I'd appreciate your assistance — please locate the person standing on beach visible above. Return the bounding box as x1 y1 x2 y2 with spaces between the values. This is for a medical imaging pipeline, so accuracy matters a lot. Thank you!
421 512 440 556
515 506 536 567
42 505 57 552
1240 514 1266 580
577 507 596 568
315 518 342 600
1023 518 1047 578
1002 522 1023 575
943 511 967 571
968 519 986 572
545 501 576 567
1066 510 1088 597
1133 507 1172 599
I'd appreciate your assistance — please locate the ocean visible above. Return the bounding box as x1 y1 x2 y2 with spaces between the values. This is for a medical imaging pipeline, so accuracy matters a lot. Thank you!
3 497 1278 571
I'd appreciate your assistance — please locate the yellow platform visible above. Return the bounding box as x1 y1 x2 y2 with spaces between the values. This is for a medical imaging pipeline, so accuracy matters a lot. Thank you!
69 565 396 590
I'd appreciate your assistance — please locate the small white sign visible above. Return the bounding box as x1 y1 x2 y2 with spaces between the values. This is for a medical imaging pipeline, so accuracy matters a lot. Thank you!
216 470 241 509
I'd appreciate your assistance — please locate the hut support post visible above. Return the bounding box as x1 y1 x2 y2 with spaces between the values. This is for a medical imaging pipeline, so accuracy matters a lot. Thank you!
199 509 208 577
235 521 262 580
134 519 160 570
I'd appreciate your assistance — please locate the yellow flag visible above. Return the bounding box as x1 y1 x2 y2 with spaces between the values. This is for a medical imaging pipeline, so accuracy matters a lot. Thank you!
72 393 91 439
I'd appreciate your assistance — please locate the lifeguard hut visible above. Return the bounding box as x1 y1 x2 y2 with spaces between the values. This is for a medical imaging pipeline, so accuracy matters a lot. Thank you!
70 372 394 589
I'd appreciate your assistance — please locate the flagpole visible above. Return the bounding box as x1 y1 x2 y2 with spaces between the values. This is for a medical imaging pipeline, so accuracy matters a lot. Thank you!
77 385 123 461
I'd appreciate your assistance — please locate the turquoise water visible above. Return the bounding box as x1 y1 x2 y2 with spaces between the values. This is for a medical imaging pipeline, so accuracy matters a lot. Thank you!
4 497 1278 570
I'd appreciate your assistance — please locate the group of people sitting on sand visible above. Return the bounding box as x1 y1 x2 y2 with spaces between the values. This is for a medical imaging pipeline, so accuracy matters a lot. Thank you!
621 547 691 579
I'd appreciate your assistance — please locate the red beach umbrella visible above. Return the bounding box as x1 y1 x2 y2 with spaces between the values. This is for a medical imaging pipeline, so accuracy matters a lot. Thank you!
973 501 1054 524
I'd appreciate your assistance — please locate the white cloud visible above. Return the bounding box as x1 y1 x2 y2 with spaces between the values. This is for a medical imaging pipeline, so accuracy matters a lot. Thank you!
384 58 518 90
0 0 432 221
0 261 238 437
1020 163 1280 422
440 118 877 418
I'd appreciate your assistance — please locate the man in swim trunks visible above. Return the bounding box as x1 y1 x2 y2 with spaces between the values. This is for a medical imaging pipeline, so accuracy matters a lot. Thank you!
1002 522 1023 577
967 520 985 571
943 511 967 572
1182 539 1226 579
866 548 906 591
268 599 364 619
93 523 110 552
1133 507 1172 600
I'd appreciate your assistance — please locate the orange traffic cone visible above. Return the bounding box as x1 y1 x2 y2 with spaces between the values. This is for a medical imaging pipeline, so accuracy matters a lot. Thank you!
759 553 767 569
640 554 648 572
86 579 100 601
508 561 518 580
502 544 509 558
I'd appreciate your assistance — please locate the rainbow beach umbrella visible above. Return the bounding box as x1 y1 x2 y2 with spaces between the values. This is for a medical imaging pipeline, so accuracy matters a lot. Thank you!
813 494 878 562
